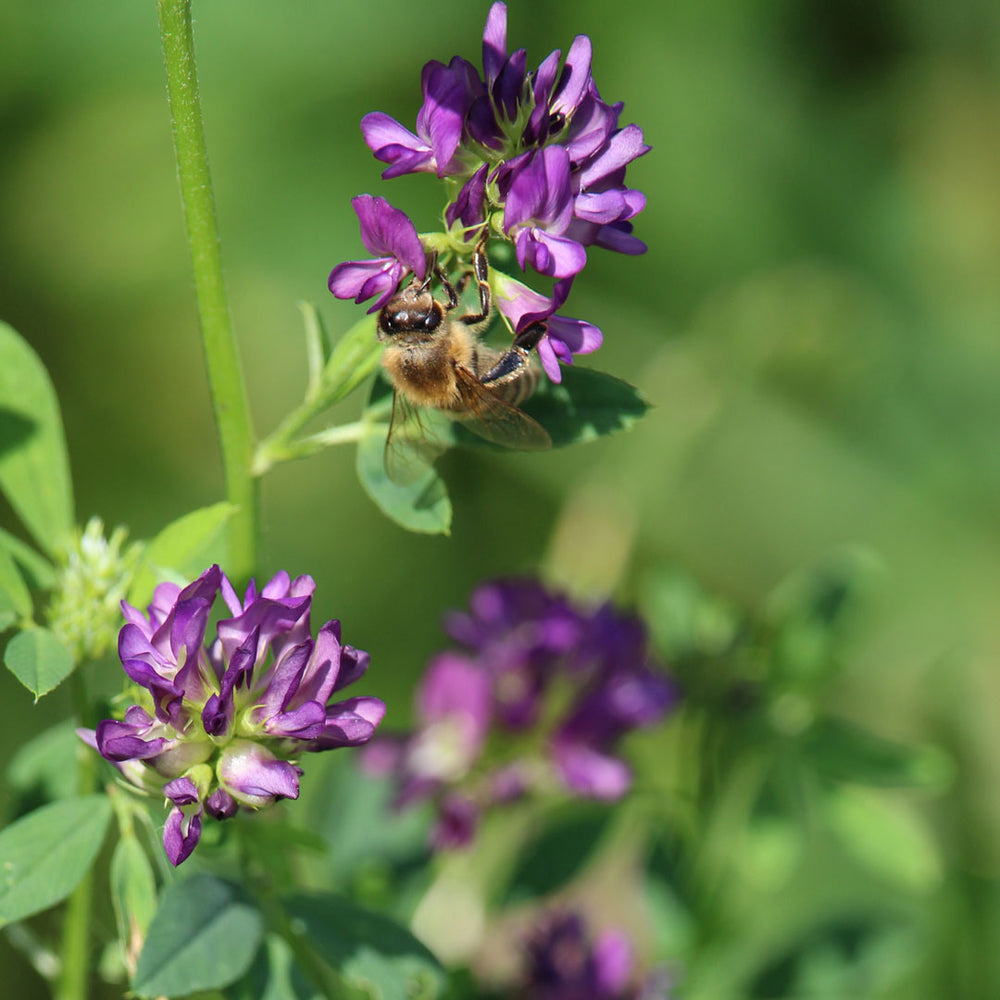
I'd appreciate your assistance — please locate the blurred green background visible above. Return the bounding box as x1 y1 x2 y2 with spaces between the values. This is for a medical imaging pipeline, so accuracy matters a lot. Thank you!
3 0 1000 996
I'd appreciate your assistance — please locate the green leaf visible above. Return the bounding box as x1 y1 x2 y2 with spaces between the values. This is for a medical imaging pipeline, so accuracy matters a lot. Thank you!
111 836 158 959
805 715 953 789
287 893 445 1000
314 759 431 881
500 803 615 904
315 313 382 409
4 626 75 699
5 719 80 803
129 502 236 606
0 795 112 925
0 544 32 627
825 786 943 892
452 365 650 450
233 934 323 1000
356 421 452 535
0 526 56 591
0 321 74 557
132 874 264 998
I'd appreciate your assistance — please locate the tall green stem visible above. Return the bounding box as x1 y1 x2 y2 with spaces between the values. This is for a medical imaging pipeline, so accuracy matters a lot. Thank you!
56 672 97 1000
157 0 257 584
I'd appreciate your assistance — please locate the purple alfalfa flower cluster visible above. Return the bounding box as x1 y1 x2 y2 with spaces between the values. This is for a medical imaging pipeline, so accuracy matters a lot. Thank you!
361 579 676 850
521 910 672 1000
328 2 649 383
80 565 385 865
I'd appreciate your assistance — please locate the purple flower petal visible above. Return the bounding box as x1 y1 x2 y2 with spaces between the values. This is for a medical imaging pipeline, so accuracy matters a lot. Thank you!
446 163 488 230
218 740 301 807
514 228 587 278
361 112 436 178
417 57 482 176
593 929 634 995
504 146 575 235
307 696 387 749
431 793 479 850
162 776 200 806
332 642 370 694
482 2 508 87
552 741 632 800
206 788 238 820
163 805 202 866
551 34 594 120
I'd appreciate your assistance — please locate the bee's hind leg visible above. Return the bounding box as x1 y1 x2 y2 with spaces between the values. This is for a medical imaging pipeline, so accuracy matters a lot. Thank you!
479 324 543 389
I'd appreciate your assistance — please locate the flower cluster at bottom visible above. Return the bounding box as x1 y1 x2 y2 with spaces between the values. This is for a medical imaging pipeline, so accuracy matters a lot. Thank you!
521 910 671 1000
362 578 677 849
80 565 385 865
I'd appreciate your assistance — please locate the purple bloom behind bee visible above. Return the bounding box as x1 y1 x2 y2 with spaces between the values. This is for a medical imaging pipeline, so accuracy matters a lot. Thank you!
330 1 650 380
522 910 670 1000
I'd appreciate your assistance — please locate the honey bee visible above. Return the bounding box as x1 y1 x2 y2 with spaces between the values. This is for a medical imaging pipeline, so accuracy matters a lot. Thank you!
376 243 550 483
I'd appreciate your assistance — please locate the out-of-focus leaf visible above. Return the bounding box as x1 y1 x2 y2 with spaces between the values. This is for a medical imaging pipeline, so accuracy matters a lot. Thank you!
3 626 75 699
500 803 615 904
0 321 74 557
128 502 236 606
5 718 79 803
287 892 445 1000
0 544 32 628
132 874 264 998
313 758 431 880
825 786 942 892
110 836 158 968
0 795 111 925
232 933 323 1000
356 420 452 535
639 566 740 661
805 715 953 789
0 526 55 591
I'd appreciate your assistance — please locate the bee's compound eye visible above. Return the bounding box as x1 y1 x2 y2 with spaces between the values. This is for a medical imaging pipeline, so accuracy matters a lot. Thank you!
422 308 441 332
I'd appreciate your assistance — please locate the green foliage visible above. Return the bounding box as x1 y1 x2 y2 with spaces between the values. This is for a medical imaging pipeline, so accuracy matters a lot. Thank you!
285 892 446 1000
356 416 453 536
128 501 236 606
825 786 943 893
499 802 615 904
4 719 80 805
3 625 75 699
110 836 158 966
132 874 264 998
0 544 32 630
0 795 111 925
0 322 74 558
315 758 431 882
355 366 648 533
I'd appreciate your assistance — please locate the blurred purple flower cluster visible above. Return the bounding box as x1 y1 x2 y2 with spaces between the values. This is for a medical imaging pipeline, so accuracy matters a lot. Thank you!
362 579 676 849
81 565 384 865
329 2 649 382
522 911 671 1000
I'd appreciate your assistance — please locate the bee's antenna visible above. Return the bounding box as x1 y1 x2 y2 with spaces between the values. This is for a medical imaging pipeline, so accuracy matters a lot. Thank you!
419 253 438 292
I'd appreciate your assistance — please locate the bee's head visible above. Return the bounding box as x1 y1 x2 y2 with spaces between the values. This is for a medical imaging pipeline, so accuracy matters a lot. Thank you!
377 280 443 342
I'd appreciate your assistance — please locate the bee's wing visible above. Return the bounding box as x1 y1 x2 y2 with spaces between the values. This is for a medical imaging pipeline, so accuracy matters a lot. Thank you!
454 365 552 451
384 390 451 486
